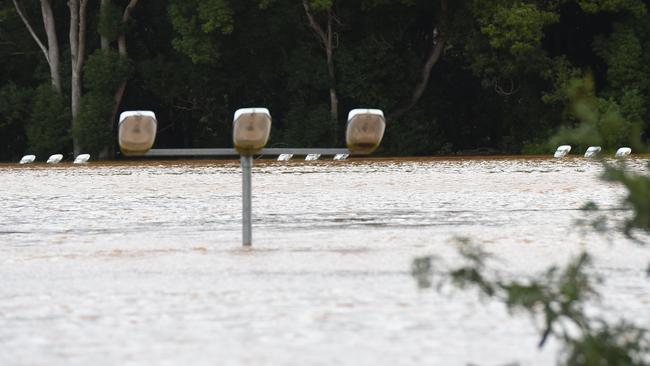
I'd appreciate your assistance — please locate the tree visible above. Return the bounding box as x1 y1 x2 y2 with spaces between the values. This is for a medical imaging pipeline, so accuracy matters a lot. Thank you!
11 0 61 94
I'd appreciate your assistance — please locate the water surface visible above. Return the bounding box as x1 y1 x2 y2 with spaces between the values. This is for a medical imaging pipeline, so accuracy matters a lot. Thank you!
1 157 648 365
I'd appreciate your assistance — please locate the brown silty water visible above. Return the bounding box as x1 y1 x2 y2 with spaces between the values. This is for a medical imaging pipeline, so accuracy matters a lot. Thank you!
0 156 648 365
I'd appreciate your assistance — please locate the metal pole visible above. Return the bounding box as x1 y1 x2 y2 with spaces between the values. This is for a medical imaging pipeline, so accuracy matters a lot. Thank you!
241 155 253 247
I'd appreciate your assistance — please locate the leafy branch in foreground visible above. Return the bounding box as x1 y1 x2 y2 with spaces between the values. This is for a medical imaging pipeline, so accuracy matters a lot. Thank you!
412 239 650 366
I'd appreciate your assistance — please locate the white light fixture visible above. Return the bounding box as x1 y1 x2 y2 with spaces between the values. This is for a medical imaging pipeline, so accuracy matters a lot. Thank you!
19 155 36 164
118 111 157 156
74 154 90 164
615 147 631 158
305 154 321 161
333 153 349 161
47 154 63 164
554 145 571 158
346 109 385 154
233 108 272 155
584 146 601 158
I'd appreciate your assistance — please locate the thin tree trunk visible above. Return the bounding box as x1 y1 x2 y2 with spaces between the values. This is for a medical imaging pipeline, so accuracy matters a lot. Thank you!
69 0 89 155
388 0 447 121
42 0 62 94
325 10 338 128
100 0 110 50
101 0 139 159
12 0 62 94
303 0 339 142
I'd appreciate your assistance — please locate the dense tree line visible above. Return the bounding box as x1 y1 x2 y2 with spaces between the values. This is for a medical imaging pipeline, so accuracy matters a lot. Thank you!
1 0 649 160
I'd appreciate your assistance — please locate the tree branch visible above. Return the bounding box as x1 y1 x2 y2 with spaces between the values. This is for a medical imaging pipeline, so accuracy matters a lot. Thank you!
302 0 328 46
118 0 140 55
388 0 448 121
12 0 49 62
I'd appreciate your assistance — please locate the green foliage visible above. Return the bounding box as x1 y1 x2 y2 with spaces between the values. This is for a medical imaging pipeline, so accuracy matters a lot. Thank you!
0 83 31 160
550 76 644 152
83 50 133 93
601 163 650 235
593 22 649 93
98 0 123 42
412 239 650 365
26 85 71 157
577 0 647 15
73 94 115 156
480 3 559 61
561 322 649 366
73 50 133 155
168 0 233 63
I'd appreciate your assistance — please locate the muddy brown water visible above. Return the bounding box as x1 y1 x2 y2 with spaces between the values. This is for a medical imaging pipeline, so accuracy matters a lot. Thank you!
0 156 648 365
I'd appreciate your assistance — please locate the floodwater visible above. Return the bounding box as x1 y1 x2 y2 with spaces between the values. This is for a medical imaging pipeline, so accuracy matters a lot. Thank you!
0 156 648 366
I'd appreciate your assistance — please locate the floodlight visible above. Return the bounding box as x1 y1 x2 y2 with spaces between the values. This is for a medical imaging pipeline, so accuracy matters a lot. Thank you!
233 108 271 155
118 111 157 156
277 154 293 161
345 109 385 154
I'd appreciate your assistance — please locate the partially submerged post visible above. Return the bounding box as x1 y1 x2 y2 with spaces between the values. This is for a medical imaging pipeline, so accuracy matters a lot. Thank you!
118 111 158 156
233 108 272 247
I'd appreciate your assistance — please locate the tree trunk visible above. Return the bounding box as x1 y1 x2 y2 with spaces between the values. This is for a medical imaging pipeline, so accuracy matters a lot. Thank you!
12 0 62 94
303 1 339 142
41 0 62 94
100 0 110 50
100 0 139 159
325 11 339 131
388 0 447 121
69 0 89 155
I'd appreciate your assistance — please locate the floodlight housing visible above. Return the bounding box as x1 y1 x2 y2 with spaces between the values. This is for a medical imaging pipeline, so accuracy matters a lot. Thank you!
346 109 385 154
233 108 272 155
118 111 157 156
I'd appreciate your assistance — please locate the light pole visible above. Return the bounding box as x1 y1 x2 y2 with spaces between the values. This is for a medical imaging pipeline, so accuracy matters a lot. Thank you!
232 108 272 247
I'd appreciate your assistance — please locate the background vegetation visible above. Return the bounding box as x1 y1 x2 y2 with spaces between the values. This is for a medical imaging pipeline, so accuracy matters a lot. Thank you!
1 0 649 160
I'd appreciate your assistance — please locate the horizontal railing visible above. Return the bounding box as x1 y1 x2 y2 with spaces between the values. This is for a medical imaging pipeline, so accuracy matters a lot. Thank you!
144 148 351 157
